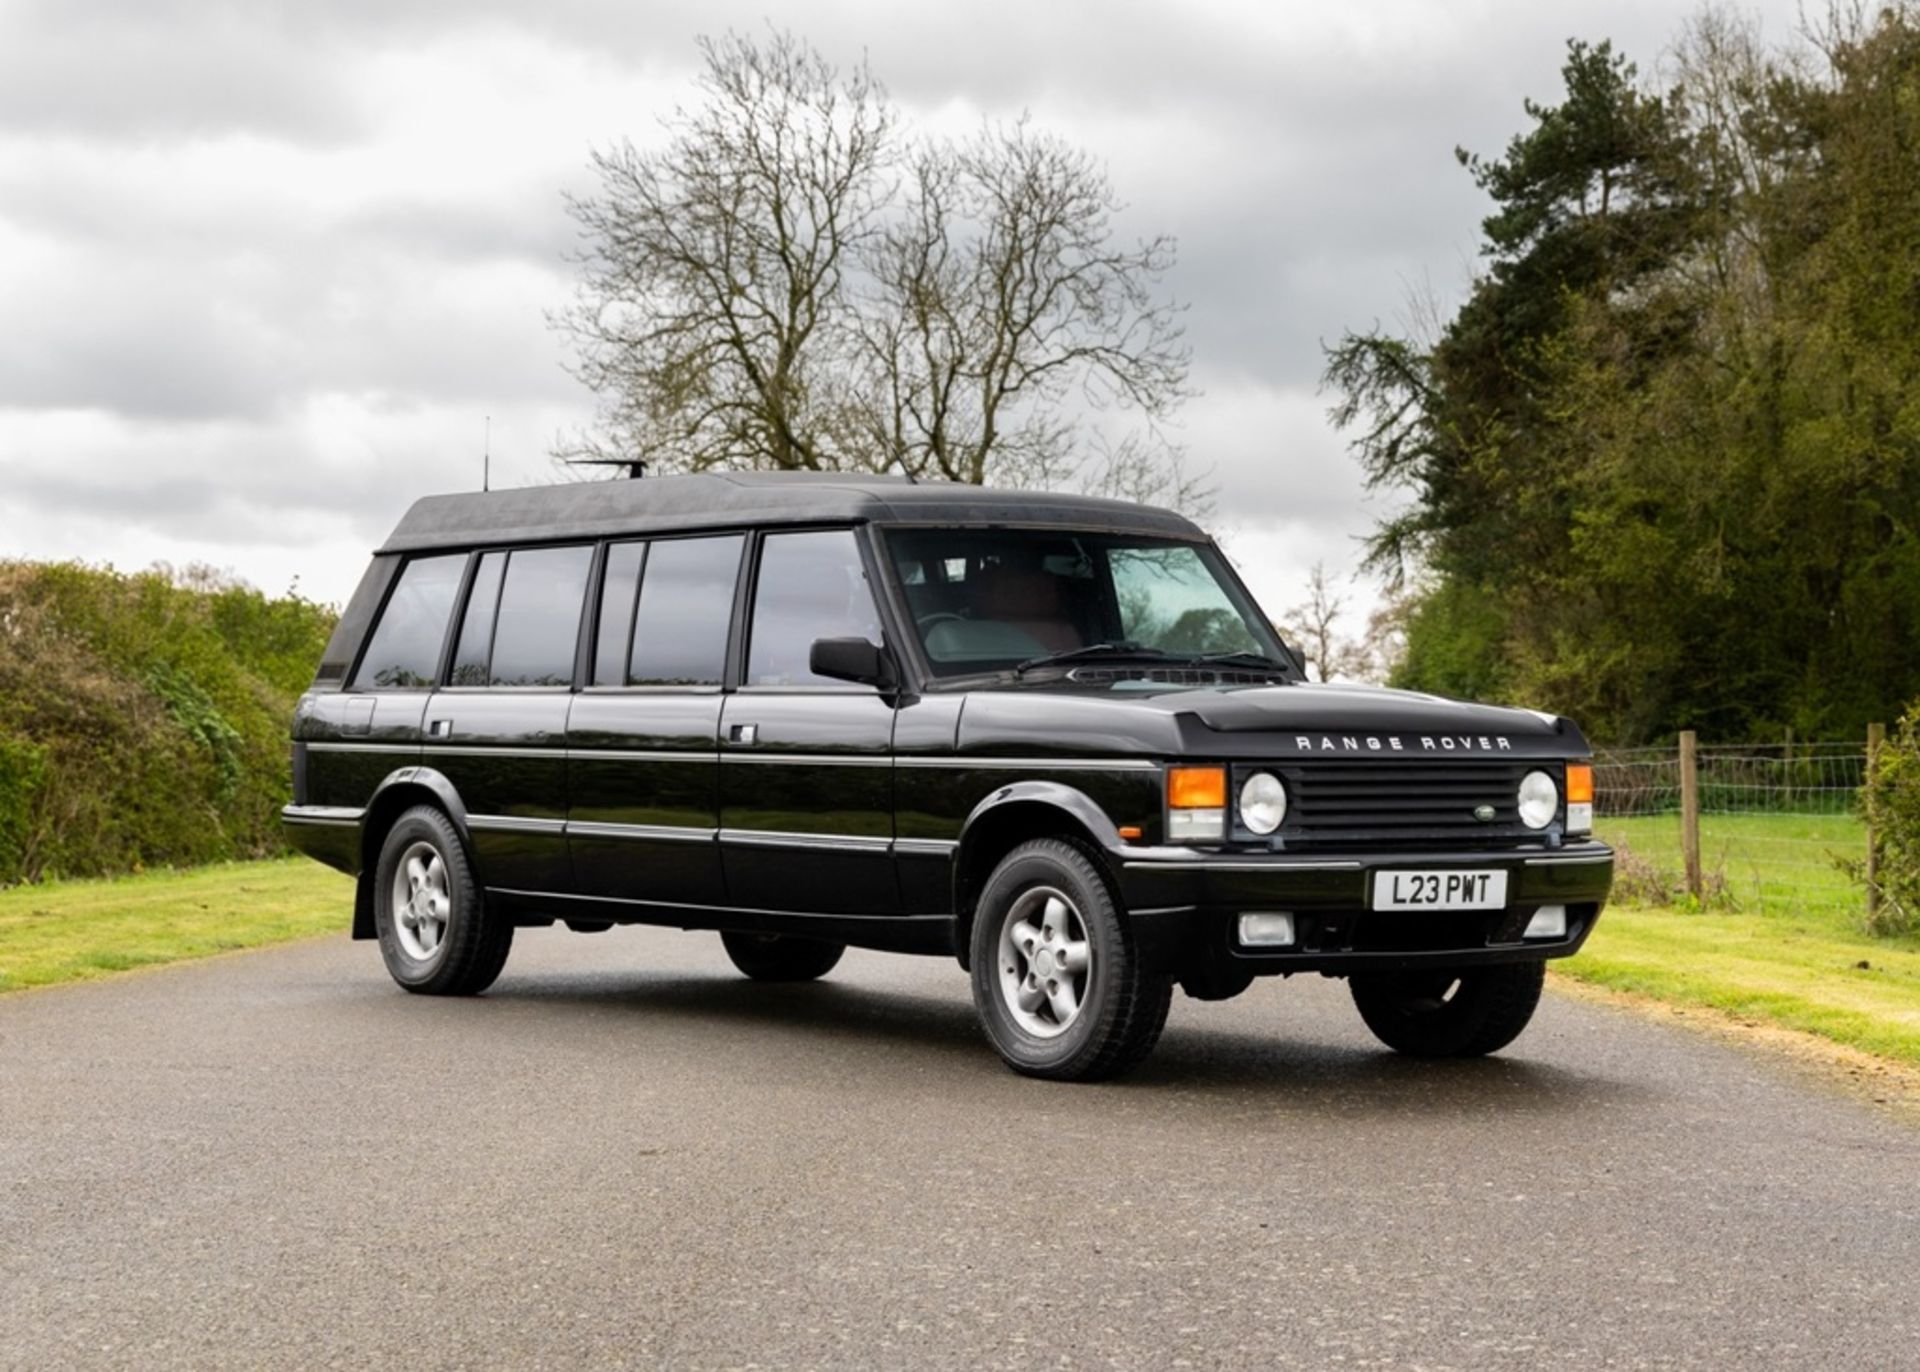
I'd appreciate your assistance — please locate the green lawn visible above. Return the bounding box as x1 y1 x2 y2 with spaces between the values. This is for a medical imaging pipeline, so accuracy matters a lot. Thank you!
1599 811 1867 916
0 858 351 993
1559 904 1920 1066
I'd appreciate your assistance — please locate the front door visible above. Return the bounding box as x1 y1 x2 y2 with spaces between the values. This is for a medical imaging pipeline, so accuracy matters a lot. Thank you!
719 528 900 915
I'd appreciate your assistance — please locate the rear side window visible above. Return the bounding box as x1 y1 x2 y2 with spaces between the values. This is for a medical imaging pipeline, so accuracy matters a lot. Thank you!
352 553 467 689
628 535 742 686
486 545 594 687
747 530 884 687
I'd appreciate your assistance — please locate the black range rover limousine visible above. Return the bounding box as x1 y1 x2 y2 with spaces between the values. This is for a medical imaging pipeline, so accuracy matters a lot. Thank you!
285 473 1613 1080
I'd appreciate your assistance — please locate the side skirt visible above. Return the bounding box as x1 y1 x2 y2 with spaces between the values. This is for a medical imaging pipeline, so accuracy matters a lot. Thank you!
484 888 957 957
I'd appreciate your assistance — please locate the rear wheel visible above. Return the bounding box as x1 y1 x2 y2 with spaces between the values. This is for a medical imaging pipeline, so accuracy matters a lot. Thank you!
1349 961 1545 1057
373 806 513 995
720 931 845 982
969 839 1171 1082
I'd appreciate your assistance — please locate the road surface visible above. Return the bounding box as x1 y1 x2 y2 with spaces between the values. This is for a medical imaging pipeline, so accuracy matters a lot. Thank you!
4 925 1918 1369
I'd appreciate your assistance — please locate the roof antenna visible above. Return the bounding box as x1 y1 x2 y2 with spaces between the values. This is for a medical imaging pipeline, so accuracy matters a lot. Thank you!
482 415 491 492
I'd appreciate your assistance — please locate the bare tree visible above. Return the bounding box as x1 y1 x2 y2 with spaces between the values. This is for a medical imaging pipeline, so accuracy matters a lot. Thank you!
858 120 1193 492
555 31 1199 511
554 31 895 475
1280 563 1354 683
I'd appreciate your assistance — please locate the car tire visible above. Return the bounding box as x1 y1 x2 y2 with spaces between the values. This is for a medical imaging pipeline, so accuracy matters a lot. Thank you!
373 806 513 996
969 838 1172 1082
1349 960 1545 1057
720 931 845 981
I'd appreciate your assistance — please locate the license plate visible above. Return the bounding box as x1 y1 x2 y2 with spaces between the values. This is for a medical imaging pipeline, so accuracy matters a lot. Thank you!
1372 869 1508 912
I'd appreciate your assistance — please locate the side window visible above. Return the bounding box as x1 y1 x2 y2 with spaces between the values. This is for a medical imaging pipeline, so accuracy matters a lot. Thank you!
351 553 467 689
629 535 742 686
485 545 594 687
747 530 884 687
592 542 646 687
449 552 506 686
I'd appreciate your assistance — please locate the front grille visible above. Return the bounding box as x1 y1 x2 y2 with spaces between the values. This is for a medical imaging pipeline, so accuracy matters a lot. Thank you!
1261 760 1556 846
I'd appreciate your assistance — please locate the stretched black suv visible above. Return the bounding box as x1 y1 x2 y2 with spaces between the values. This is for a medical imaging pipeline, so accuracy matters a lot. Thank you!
285 473 1612 1080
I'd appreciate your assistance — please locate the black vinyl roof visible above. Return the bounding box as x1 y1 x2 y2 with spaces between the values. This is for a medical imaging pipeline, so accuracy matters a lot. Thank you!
377 471 1203 553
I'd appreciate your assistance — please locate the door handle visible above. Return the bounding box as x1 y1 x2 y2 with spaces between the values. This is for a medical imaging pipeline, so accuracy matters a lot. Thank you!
428 719 453 739
728 723 758 745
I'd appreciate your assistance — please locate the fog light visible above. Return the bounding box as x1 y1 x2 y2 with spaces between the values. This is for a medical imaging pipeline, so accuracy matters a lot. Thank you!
1237 912 1295 947
1523 905 1568 940
1566 801 1593 834
1169 808 1225 842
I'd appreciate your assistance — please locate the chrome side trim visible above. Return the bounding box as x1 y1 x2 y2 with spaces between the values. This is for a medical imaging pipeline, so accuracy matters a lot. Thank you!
282 805 365 826
567 821 717 844
718 828 892 852
573 748 713 764
304 742 419 755
424 745 563 760
895 756 1159 772
721 752 890 767
466 814 568 835
893 837 960 857
1523 853 1614 867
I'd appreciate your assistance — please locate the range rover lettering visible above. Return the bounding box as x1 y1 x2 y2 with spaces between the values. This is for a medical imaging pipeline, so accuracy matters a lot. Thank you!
285 474 1613 1081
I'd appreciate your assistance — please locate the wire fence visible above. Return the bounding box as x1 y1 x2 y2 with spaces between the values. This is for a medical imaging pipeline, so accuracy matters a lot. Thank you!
1592 739 1874 917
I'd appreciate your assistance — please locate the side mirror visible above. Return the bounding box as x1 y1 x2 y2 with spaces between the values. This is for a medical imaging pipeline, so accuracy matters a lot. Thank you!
809 636 895 688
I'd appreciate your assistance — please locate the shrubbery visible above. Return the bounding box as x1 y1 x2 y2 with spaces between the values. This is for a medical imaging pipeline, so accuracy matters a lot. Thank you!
0 562 336 886
1860 705 1920 937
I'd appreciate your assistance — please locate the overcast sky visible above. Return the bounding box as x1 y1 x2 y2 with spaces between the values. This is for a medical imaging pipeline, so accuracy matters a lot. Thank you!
0 0 1806 623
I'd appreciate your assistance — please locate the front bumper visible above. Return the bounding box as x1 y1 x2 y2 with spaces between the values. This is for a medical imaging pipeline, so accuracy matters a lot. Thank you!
1117 839 1614 974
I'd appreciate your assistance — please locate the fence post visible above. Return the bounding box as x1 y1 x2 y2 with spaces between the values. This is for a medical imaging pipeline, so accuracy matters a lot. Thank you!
1866 722 1886 925
1679 730 1702 901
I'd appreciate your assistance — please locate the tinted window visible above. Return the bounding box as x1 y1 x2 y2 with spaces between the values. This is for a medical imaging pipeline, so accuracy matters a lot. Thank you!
747 530 884 687
449 552 505 686
593 542 646 687
488 545 593 687
352 553 466 689
629 535 741 686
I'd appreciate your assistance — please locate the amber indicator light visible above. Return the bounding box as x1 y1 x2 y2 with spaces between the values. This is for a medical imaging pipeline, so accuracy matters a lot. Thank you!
1167 766 1227 809
1566 764 1594 805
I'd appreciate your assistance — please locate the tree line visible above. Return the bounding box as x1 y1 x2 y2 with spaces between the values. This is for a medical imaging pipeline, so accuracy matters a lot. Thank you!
1326 7 1920 743
0 563 335 886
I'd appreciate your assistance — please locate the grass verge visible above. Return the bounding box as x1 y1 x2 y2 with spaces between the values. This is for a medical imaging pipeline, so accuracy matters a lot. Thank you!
0 858 351 993
1559 903 1920 1067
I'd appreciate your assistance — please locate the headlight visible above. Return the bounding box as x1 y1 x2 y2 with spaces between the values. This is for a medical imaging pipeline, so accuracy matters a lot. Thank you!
1517 770 1558 829
1239 771 1287 834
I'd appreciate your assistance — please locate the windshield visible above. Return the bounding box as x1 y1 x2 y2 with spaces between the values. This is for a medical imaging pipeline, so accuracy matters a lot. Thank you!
882 528 1290 679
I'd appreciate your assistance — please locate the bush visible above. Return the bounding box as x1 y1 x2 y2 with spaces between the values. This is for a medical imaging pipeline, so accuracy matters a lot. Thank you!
0 561 336 887
1858 704 1920 936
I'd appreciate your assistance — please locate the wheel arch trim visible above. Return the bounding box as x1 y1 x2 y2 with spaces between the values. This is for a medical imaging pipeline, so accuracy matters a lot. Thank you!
950 780 1125 969
352 767 473 940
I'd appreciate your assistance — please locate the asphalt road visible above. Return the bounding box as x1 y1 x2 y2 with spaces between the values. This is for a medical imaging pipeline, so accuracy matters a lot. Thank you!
4 926 1918 1371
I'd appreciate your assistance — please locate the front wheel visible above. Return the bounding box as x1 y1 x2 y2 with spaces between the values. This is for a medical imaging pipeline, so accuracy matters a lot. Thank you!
373 806 513 995
1349 960 1545 1057
969 839 1171 1082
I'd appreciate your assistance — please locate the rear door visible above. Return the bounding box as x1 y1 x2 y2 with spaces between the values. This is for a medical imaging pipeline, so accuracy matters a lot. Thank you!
718 527 900 915
426 544 593 894
567 533 743 908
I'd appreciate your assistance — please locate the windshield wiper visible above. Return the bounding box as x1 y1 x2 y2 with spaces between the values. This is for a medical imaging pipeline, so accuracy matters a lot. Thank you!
1014 641 1176 676
1185 650 1297 674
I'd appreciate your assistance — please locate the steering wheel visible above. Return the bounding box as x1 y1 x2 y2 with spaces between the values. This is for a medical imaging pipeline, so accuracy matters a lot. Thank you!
917 611 967 631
